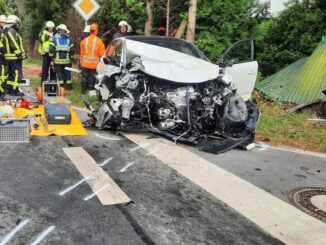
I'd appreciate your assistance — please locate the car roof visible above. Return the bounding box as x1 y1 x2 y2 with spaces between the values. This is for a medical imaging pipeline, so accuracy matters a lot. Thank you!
125 36 208 60
125 36 190 43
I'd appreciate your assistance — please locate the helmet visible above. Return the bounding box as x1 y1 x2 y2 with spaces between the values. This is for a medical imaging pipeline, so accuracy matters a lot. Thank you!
90 23 99 32
6 15 20 24
57 24 70 33
83 25 90 33
119 21 128 27
0 15 7 23
45 21 55 28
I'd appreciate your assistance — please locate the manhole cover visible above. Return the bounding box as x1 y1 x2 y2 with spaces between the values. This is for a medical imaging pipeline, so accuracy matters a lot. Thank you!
289 187 326 222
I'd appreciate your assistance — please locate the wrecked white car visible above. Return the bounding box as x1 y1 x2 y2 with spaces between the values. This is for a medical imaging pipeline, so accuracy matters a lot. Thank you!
84 36 259 154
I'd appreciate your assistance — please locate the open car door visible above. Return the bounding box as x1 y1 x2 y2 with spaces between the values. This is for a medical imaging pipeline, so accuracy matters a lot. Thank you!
220 39 258 101
97 38 126 77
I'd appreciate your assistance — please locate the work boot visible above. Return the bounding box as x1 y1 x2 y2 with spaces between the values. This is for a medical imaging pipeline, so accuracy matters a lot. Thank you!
81 84 88 94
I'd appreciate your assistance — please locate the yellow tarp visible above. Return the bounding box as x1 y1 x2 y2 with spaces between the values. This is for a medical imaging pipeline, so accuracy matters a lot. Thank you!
15 105 88 136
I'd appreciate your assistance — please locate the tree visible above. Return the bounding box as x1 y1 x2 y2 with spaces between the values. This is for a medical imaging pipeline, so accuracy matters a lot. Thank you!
256 0 326 76
145 0 154 36
186 0 197 43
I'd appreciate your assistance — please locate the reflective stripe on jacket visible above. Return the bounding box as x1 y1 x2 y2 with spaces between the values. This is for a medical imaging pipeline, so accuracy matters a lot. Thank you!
80 34 105 69
4 28 26 61
38 30 54 55
49 34 74 65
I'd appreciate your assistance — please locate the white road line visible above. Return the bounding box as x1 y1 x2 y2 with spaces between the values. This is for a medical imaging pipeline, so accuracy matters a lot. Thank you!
129 144 150 152
63 147 130 205
30 226 55 245
99 157 113 167
84 184 110 201
268 145 326 159
120 162 135 173
95 133 121 141
146 148 160 156
0 219 30 245
59 177 90 196
124 132 326 245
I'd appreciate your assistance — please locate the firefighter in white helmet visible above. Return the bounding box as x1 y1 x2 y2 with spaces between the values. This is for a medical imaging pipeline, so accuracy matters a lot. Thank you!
39 21 56 83
0 15 6 98
112 20 130 40
80 25 90 42
49 24 74 90
3 15 25 96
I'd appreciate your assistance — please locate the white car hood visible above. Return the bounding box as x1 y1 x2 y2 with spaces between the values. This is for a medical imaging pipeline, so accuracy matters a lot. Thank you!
125 39 220 83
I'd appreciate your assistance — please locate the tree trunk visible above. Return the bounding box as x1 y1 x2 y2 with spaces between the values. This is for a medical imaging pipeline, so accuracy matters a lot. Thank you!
166 0 170 36
186 0 197 43
175 19 187 39
145 0 154 36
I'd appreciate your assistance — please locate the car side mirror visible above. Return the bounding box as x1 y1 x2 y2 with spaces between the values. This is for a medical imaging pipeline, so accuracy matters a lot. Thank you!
103 57 111 65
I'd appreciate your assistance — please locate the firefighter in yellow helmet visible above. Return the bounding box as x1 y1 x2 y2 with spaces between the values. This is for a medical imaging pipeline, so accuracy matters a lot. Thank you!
0 15 6 99
39 21 56 83
3 15 26 96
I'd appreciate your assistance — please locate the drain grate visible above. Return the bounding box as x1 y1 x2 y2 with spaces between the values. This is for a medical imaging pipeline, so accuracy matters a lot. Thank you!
289 187 326 223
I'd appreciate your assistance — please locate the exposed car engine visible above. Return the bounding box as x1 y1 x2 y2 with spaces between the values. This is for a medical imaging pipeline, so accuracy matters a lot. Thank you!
86 57 259 147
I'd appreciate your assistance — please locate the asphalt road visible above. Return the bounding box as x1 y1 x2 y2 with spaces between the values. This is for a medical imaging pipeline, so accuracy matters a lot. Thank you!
0 108 325 244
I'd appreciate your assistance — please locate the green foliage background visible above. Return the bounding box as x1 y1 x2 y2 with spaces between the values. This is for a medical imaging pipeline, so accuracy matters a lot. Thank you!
9 0 326 77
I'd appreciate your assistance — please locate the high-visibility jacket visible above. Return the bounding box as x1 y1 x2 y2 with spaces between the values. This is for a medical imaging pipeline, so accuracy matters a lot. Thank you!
38 30 54 55
0 28 5 93
80 33 105 69
3 27 26 61
49 34 74 65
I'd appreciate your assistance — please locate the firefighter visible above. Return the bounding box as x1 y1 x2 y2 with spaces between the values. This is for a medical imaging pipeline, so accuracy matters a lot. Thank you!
80 23 105 94
79 25 90 42
112 21 129 40
0 15 6 99
39 21 56 83
49 24 74 90
3 15 25 96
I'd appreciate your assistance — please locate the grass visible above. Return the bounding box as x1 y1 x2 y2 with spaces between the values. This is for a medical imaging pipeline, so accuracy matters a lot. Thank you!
24 58 326 153
254 91 326 153
25 58 99 108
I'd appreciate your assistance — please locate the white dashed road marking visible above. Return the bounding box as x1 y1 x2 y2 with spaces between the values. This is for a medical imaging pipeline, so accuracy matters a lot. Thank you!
99 157 113 167
120 162 135 173
84 184 110 201
0 219 30 245
30 226 55 245
59 176 90 196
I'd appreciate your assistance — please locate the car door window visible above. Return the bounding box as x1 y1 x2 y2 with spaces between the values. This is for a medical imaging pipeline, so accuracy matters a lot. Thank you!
106 39 123 66
222 39 255 64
